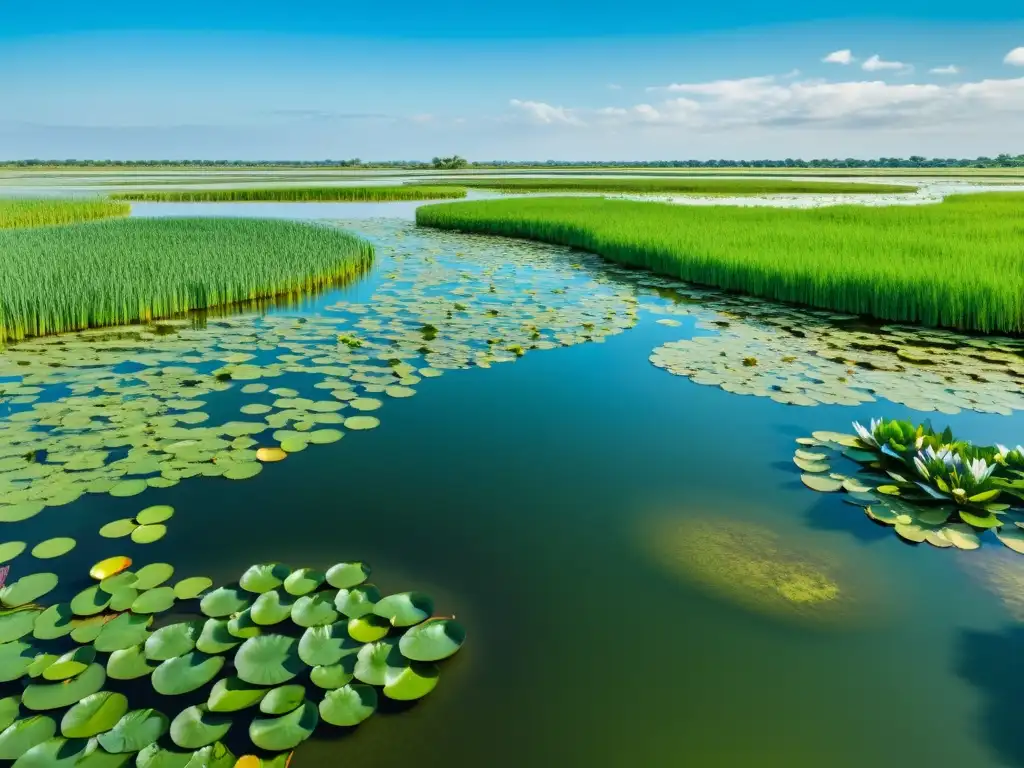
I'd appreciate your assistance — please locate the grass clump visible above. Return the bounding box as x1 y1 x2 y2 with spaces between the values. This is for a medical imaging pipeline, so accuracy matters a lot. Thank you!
417 194 1024 334
410 177 914 195
0 218 373 342
111 185 467 202
0 198 129 229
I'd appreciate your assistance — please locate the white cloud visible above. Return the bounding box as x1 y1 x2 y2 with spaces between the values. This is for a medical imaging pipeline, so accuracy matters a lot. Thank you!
1006 48 1024 66
607 83 622 90
409 113 434 123
823 49 854 65
930 65 960 75
512 73 1024 133
862 54 910 72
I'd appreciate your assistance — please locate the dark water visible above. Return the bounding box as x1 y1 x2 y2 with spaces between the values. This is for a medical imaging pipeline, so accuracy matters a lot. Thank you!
3 204 1024 768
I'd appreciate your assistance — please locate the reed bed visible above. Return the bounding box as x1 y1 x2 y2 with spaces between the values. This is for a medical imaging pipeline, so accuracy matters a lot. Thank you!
111 185 467 202
0 199 130 229
416 194 1024 334
409 178 915 195
0 218 373 342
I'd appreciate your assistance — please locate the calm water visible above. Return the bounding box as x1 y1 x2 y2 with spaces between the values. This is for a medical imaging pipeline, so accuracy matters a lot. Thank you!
3 202 1024 767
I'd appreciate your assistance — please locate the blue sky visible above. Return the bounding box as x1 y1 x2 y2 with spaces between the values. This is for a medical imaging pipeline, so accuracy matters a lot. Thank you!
2 2 1023 160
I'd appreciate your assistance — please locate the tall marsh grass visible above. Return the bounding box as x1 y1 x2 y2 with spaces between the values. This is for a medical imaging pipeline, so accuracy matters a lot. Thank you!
111 186 467 202
410 178 915 195
417 194 1024 334
0 218 373 342
0 199 129 229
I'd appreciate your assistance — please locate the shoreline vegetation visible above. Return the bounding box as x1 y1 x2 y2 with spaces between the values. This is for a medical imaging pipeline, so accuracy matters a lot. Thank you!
0 199 130 229
109 185 467 202
416 193 1024 335
408 178 915 195
0 218 373 342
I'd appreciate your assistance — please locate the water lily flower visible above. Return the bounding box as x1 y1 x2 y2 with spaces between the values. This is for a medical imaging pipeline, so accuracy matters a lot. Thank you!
852 419 879 448
967 458 995 484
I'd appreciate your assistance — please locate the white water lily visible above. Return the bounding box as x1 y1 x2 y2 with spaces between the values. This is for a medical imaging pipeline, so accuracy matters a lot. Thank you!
918 444 959 468
967 457 996 484
997 444 1009 458
852 419 880 448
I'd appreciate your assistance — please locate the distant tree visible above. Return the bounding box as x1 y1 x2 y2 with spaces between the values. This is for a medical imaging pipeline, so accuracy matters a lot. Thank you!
431 155 468 169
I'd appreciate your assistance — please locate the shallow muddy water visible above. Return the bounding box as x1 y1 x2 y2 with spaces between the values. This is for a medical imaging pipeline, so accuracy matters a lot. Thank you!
3 202 1024 767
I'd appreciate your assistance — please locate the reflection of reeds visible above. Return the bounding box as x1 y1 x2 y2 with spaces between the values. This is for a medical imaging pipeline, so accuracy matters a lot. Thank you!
0 218 374 342
111 185 466 202
418 194 1024 334
0 199 129 229
410 177 914 194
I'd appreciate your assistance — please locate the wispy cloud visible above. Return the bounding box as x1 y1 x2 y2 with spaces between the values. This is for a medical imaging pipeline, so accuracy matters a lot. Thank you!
930 65 960 75
1006 48 1024 66
508 99 583 125
822 49 854 65
861 55 910 73
607 83 622 90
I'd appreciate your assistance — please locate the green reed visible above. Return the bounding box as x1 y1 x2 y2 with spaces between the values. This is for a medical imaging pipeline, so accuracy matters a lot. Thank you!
0 218 374 342
0 199 130 229
111 185 467 202
416 193 1024 334
410 178 915 194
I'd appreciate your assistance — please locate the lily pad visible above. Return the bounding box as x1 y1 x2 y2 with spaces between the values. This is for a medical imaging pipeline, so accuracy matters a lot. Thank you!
144 621 202 661
169 706 231 750
106 646 155 681
348 614 391 643
259 685 306 716
0 697 19 731
61 692 129 739
373 592 434 627
343 416 379 431
131 525 167 545
227 609 261 640
0 573 58 607
0 716 58 760
43 646 97 680
310 662 354 690
136 505 174 525
133 563 174 590
800 475 844 493
99 572 138 595
99 520 137 539
96 709 169 753
0 541 26 564
196 620 240 655
94 613 152 653
70 587 111 617
255 448 286 463
109 480 148 498
0 640 35 682
326 562 370 589
234 635 302 686
298 623 359 667
132 587 176 614
291 593 339 628
996 525 1024 554
30 538 76 560
23 664 106 711
399 619 466 662
334 585 381 618
383 656 440 701
960 510 1002 529
249 701 318 752
152 652 225 695
239 564 291 594
0 607 41 644
90 557 132 581
173 577 213 600
318 685 377 727
207 677 268 713
200 586 252 618
282 568 324 596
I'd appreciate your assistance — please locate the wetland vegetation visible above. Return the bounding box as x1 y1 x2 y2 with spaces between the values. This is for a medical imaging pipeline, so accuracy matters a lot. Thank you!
0 199 129 230
417 193 1024 333
111 186 467 203
412 177 915 194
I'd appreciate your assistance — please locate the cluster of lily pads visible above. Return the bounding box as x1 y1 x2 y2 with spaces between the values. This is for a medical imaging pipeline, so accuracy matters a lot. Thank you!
795 418 1024 552
0 221 639 522
0 553 465 765
639 279 1024 414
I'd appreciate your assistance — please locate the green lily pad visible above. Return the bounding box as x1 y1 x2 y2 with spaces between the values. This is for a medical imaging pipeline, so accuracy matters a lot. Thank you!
0 716 57 760
291 593 339 628
354 640 397 686
94 613 152 653
373 592 433 627
0 502 44 523
223 463 262 481
96 709 169 753
239 564 291 594
945 524 982 550
399 618 466 662
0 696 19 731
108 588 139 613
250 590 296 626
298 623 359 667
383 656 439 701
136 505 174 525
132 587 176 614
169 706 231 750
249 700 318 752
325 562 370 589
152 652 225 696
800 474 844 493
135 744 193 768
319 685 377 726
106 645 155 681
0 573 58 607
133 563 174 590
995 525 1024 554
109 480 148 498
227 609 261 640
12 735 89 766
27 654 57 679
200 586 252 618
259 685 306 716
0 640 35 682
207 677 268 713
894 522 928 543
43 646 97 681
282 568 324 596
334 585 381 618
234 635 302 686
0 541 26 564
131 525 167 545
310 661 355 690
144 621 202 661
196 620 240 655
99 572 138 595
348 398 381 412
343 416 379 431
61 692 129 739
70 617 107 644
99 520 137 539
960 509 1001 529
23 663 106 710
70 586 111 617
173 577 213 600
30 538 76 560
347 614 391 643
0 607 41 643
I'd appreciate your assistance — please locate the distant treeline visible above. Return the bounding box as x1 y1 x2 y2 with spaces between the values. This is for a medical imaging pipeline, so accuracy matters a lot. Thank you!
3 154 1024 169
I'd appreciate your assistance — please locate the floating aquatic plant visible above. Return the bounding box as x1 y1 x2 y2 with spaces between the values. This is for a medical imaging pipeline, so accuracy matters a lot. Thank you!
796 418 1024 552
0 551 465 764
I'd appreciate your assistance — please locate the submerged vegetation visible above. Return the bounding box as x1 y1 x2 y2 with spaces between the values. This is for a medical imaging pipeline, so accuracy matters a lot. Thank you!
796 419 1024 553
417 194 1024 334
413 177 915 194
0 549 465 763
0 218 373 341
111 186 467 202
0 199 129 230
